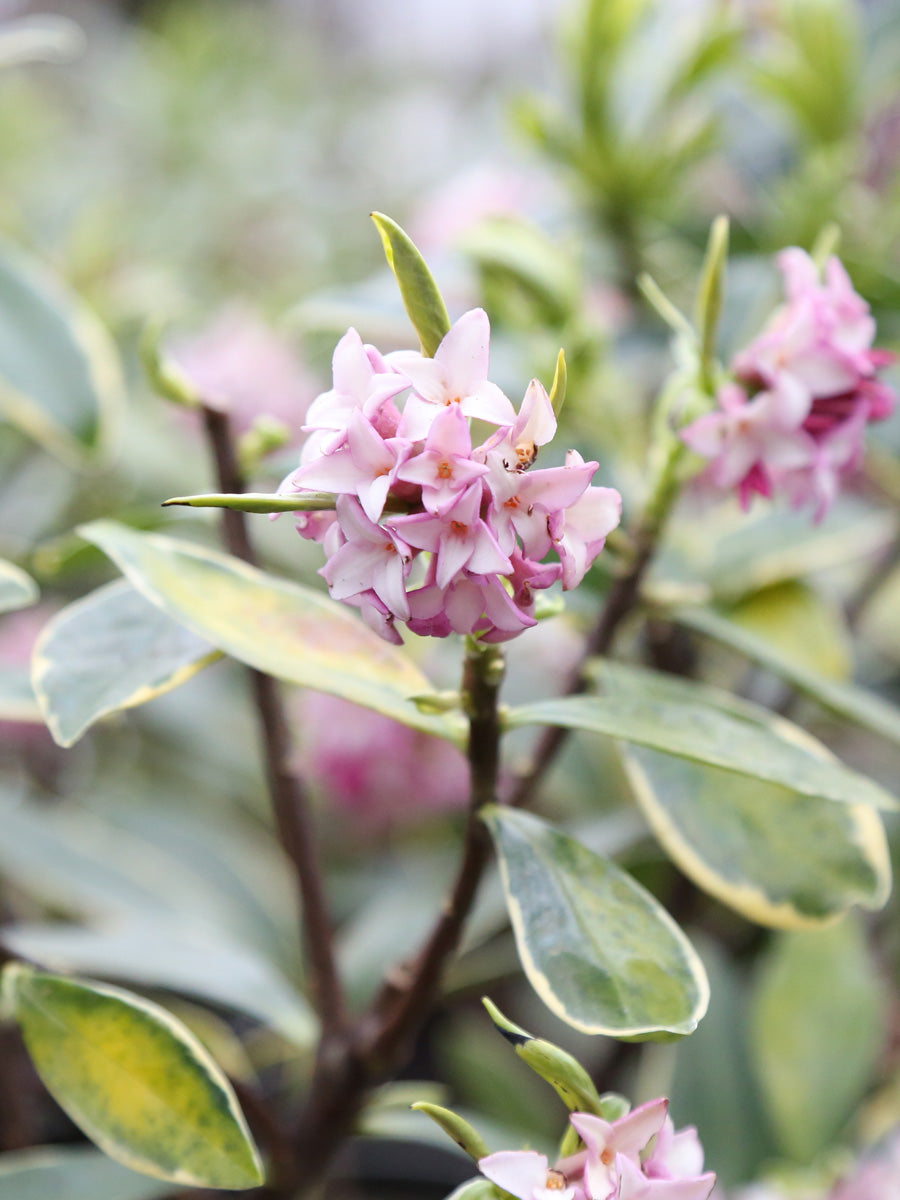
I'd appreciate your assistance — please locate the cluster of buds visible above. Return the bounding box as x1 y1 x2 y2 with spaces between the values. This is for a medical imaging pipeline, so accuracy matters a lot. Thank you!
278 308 621 644
478 1097 715 1200
681 248 896 520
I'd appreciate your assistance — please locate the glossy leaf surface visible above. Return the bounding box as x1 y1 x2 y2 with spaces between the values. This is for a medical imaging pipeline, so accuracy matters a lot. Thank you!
79 521 463 742
620 744 890 927
483 807 709 1038
371 211 451 356
672 603 900 749
33 580 220 747
4 966 263 1189
506 661 896 810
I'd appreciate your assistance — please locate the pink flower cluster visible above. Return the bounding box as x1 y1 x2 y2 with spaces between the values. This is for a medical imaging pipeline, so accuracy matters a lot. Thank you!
681 249 896 520
478 1097 715 1200
279 308 621 643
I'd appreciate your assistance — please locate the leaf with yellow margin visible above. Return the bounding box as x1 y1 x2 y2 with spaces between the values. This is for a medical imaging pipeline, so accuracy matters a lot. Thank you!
3 966 263 1189
78 521 464 743
32 580 221 747
482 807 709 1039
620 744 891 928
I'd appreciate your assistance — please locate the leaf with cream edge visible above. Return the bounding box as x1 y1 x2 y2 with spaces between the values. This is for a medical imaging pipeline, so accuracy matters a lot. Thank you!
0 238 122 462
0 558 38 614
506 660 897 810
78 521 464 743
2 966 263 1190
32 580 221 747
619 744 891 928
371 212 451 357
482 807 709 1039
669 602 900 750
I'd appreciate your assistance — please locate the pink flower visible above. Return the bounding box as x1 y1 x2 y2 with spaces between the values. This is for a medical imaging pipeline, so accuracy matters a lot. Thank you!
478 1149 586 1200
388 308 517 439
681 248 896 520
168 304 317 441
282 312 621 642
478 1100 714 1200
320 496 413 621
295 691 468 830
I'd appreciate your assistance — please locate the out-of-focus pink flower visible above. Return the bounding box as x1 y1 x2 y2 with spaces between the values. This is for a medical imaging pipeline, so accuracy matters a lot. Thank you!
830 1126 900 1200
478 1100 715 1200
280 308 621 643
296 691 468 829
410 163 549 255
167 304 318 442
681 249 896 520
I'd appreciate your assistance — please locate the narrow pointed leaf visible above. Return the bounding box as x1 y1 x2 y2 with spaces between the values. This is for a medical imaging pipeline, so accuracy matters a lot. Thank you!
371 212 451 357
162 491 336 513
482 807 709 1038
3 966 263 1189
670 603 900 750
481 998 605 1113
0 239 122 461
506 661 896 810
78 521 464 742
549 349 567 416
32 580 220 747
0 558 38 614
411 1103 490 1161
620 744 891 927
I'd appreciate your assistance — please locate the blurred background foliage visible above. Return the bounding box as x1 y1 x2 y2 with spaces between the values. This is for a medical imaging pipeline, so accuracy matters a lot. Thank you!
2 0 900 1197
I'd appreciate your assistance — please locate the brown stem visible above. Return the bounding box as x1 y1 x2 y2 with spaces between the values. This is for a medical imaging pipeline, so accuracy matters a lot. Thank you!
291 641 506 1193
199 407 345 1037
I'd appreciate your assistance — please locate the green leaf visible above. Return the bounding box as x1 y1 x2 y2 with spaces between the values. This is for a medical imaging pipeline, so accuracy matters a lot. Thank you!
371 212 451 357
620 744 891 927
0 239 122 461
749 918 888 1162
445 1180 499 1200
32 580 221 747
725 580 851 680
482 807 709 1039
0 558 38 614
4 919 316 1048
668 943 775 1187
78 521 464 743
3 965 263 1190
161 491 337 513
694 215 728 387
549 349 567 417
0 1146 173 1200
672 603 900 750
505 661 897 811
481 997 606 1114
410 1103 490 1161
